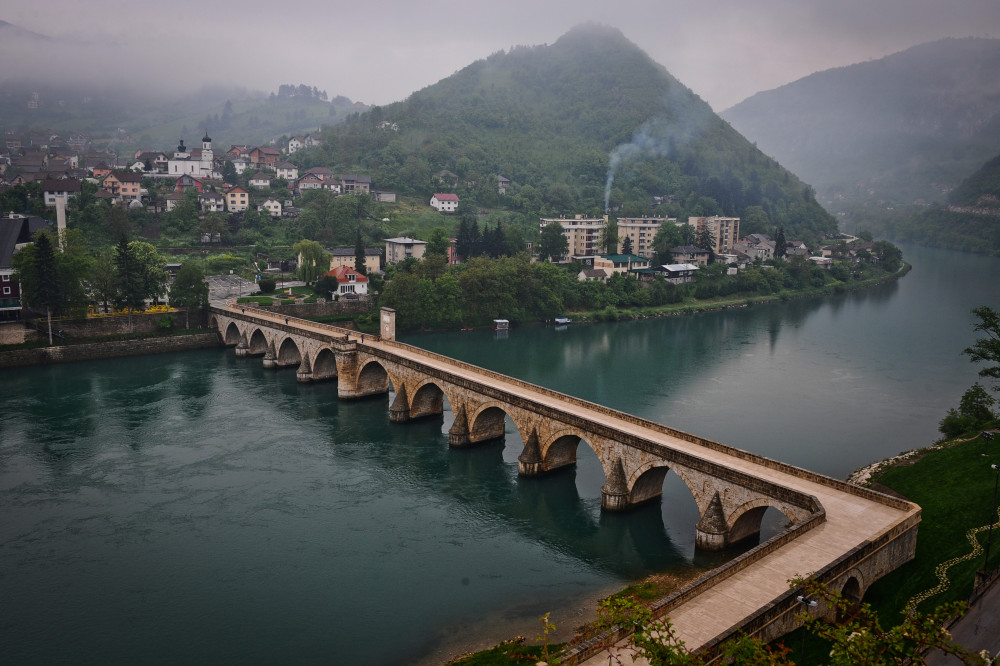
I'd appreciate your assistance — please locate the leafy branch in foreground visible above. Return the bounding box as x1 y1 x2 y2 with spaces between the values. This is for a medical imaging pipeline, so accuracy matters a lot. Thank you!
590 579 991 666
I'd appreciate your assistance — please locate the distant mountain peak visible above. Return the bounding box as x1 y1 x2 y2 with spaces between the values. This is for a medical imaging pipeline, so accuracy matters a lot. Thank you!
0 19 50 41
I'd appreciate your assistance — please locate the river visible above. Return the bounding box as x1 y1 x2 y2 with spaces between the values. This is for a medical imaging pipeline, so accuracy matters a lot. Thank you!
1 244 997 664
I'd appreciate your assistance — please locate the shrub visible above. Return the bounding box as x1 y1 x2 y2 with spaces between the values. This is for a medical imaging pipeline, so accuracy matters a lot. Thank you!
157 314 175 330
258 277 277 293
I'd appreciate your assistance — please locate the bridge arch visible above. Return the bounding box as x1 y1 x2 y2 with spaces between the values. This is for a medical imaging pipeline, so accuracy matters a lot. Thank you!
354 358 392 397
276 336 302 367
311 348 338 381
727 498 797 545
222 321 241 345
468 402 515 446
408 379 454 421
538 427 599 473
248 328 268 355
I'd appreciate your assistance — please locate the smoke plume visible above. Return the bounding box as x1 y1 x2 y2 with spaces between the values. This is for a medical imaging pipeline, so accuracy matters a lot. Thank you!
604 84 711 212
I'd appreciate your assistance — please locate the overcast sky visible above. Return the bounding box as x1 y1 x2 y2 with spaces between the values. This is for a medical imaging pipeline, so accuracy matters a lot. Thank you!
3 0 999 111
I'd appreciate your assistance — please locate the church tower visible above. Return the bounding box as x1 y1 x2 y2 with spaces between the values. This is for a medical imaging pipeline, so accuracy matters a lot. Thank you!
201 130 214 172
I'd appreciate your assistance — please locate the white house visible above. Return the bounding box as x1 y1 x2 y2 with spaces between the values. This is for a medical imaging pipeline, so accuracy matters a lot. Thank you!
199 191 224 213
275 162 299 181
259 198 282 218
248 174 271 189
323 265 369 297
430 193 460 213
287 136 305 154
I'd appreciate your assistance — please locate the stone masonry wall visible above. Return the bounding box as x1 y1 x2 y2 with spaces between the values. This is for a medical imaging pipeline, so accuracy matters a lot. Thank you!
0 333 221 369
24 311 207 339
255 299 372 318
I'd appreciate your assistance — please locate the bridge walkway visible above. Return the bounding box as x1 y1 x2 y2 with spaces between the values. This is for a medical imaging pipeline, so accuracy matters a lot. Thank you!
215 306 919 660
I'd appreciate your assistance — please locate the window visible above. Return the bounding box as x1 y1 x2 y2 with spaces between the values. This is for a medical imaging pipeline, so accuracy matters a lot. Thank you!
3 287 10 295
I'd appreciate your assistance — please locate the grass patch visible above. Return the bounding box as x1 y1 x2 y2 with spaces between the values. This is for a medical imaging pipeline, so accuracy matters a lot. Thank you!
864 433 1000 619
237 296 275 305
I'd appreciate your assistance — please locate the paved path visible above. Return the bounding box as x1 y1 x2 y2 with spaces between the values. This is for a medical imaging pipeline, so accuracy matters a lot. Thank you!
925 578 1000 664
217 305 919 662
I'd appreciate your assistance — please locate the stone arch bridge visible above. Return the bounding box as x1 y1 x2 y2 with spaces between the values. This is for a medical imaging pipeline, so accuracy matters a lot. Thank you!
210 305 920 658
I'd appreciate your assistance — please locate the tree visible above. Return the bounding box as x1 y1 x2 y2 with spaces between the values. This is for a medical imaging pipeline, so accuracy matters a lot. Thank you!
88 248 118 314
354 226 367 275
651 223 684 265
537 222 568 262
294 239 329 284
130 241 169 306
620 235 634 255
113 235 145 330
964 306 1000 390
12 231 59 344
871 240 903 273
939 383 996 438
455 217 481 259
169 261 209 328
426 227 451 257
600 217 618 255
222 160 238 184
774 227 787 259
12 229 90 344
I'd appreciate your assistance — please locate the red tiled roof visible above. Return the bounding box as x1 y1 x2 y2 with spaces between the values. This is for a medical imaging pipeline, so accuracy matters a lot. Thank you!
324 265 369 283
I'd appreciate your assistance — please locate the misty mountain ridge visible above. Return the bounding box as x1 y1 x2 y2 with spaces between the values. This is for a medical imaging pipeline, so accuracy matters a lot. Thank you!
0 20 365 150
861 152 1000 254
316 23 837 240
721 37 1000 210
0 19 50 41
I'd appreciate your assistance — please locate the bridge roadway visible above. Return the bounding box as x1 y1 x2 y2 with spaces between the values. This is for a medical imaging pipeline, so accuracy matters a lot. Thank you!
211 305 920 662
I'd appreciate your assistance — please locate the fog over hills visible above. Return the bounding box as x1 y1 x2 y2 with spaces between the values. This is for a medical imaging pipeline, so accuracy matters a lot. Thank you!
721 38 1000 212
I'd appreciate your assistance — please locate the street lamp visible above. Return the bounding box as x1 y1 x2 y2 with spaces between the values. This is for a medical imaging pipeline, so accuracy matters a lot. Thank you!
796 595 818 665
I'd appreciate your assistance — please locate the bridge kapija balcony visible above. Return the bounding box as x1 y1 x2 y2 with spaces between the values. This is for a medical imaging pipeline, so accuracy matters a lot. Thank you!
211 304 919 656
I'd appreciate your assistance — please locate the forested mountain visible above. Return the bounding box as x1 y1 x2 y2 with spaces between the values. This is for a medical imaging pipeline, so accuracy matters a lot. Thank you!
721 38 1000 211
861 153 1000 254
303 24 836 242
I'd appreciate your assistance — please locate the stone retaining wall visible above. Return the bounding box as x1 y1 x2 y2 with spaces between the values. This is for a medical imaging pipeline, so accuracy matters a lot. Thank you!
24 310 207 338
0 333 221 369
253 298 372 318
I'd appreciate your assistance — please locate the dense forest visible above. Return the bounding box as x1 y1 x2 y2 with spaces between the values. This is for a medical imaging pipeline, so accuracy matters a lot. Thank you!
296 24 837 245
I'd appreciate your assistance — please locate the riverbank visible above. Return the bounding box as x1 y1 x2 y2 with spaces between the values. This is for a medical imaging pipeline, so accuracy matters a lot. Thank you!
0 330 221 368
568 262 912 324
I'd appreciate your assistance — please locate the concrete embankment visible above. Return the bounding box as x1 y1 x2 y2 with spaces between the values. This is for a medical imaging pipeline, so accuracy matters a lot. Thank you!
0 332 222 369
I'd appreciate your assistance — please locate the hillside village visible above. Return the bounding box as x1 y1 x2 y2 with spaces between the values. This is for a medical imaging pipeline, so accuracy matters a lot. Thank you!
0 122 900 329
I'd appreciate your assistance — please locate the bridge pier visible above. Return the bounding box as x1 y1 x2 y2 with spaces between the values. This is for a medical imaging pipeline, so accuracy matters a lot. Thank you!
262 340 278 369
517 429 544 476
695 492 731 551
296 357 313 383
448 405 470 447
389 386 410 423
335 349 390 399
601 458 631 511
234 333 249 358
